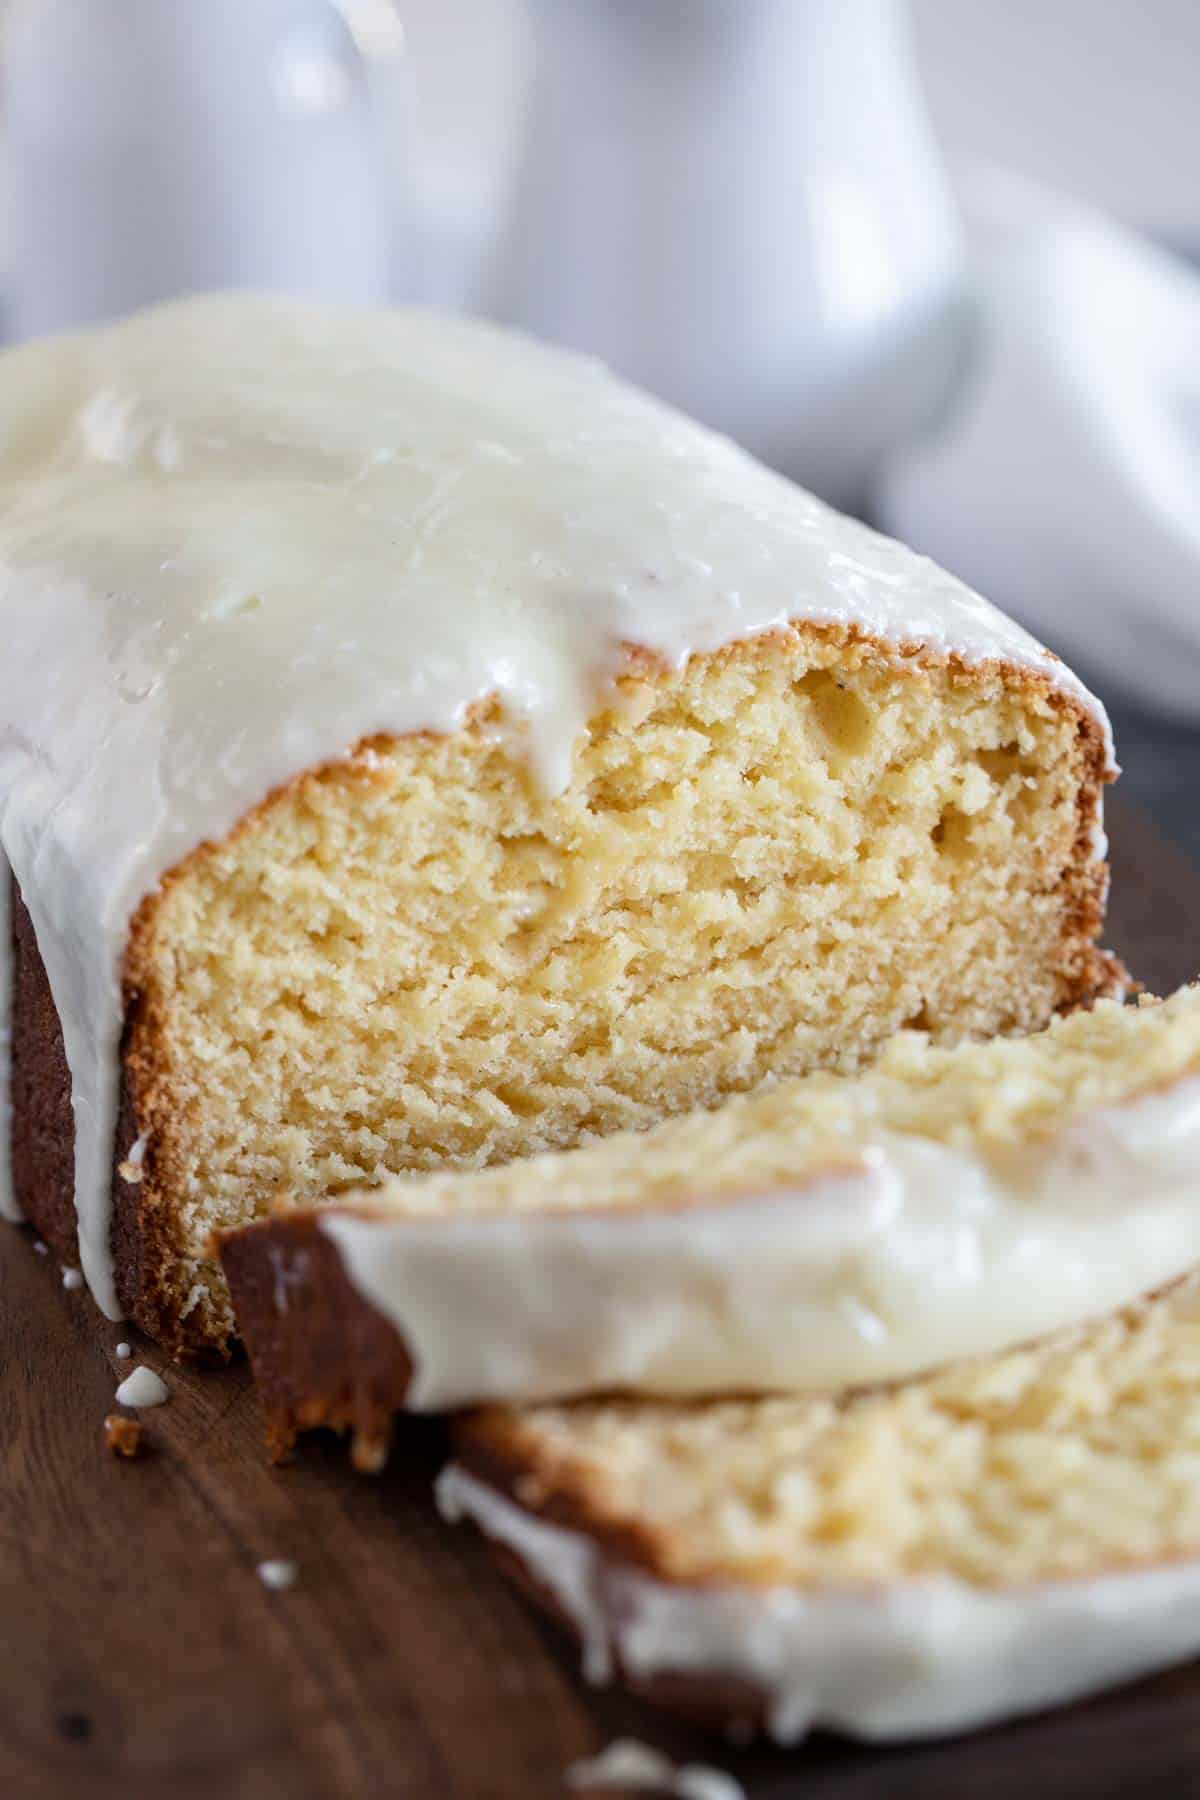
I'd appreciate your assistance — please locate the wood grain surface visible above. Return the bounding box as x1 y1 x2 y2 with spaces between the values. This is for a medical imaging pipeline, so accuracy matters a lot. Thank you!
3 796 1199 1800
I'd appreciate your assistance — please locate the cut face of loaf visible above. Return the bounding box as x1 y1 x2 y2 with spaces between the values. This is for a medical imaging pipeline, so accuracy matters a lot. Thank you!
219 986 1200 1458
441 1269 1200 1745
13 625 1117 1358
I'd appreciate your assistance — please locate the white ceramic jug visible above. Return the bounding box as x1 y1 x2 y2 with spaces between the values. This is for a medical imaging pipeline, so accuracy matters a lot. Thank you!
2 0 411 337
495 0 965 508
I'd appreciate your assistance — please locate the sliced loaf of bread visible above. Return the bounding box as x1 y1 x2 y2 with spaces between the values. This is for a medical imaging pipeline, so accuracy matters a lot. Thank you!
1 294 1118 1357
222 987 1200 1459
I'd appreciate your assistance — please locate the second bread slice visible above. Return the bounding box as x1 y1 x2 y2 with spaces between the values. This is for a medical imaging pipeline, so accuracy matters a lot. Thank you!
222 986 1200 1461
440 1267 1200 1743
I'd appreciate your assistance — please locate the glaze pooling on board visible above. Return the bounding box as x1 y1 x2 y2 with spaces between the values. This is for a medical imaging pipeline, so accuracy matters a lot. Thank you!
0 294 1113 1317
320 1075 1200 1407
437 1466 1200 1745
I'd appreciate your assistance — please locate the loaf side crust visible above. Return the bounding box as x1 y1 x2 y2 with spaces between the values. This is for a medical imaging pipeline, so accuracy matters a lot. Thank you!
218 1213 413 1464
8 882 206 1352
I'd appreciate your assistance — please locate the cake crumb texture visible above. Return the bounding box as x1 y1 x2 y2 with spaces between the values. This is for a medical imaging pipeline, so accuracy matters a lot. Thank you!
466 1270 1200 1592
117 626 1110 1349
342 986 1199 1224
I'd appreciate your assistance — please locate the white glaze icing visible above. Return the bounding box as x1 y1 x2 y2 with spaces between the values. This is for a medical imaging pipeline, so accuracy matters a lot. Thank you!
566 1739 745 1800
256 1559 298 1592
61 1268 83 1290
437 1465 1200 1746
0 293 1112 1317
321 1077 1200 1408
114 1365 169 1408
0 854 15 1220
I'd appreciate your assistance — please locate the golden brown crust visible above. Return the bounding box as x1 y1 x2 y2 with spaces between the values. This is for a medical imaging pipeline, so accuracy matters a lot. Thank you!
13 623 1122 1361
217 1212 414 1464
8 880 216 1359
103 1413 146 1459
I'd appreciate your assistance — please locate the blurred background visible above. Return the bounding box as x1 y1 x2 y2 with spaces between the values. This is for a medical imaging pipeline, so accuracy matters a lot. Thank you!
2 0 1197 849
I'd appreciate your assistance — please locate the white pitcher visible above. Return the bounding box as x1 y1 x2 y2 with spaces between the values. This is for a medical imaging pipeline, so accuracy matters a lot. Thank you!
495 0 965 508
2 0 411 338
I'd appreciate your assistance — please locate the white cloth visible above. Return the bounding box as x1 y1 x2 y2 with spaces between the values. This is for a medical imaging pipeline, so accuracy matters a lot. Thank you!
878 168 1200 717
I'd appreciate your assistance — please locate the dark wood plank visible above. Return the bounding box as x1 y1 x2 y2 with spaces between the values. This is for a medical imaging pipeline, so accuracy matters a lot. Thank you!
1104 795 1200 998
2 795 1198 1800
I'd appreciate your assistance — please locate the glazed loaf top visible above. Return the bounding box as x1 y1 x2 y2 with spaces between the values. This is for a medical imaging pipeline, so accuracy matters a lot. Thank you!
0 294 1112 1314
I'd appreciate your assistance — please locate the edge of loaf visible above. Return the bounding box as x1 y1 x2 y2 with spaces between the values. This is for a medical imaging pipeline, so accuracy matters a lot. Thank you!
0 293 1120 1353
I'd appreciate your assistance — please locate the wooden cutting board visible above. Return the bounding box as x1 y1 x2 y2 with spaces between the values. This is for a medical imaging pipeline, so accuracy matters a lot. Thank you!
4 796 1200 1800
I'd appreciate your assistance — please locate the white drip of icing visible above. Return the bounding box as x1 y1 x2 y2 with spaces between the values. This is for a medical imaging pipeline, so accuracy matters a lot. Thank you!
437 1466 1200 1745
0 294 1113 1315
114 1365 169 1408
322 1075 1200 1408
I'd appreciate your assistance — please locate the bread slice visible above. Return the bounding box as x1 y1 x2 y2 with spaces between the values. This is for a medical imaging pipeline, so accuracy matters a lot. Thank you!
440 1270 1200 1744
221 988 1200 1459
1 295 1118 1357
